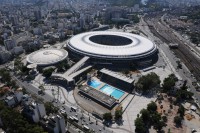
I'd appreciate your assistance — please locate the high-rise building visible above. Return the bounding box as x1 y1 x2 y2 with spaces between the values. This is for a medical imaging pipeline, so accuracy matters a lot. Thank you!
22 101 46 123
4 39 16 51
41 114 66 133
10 15 19 26
34 8 42 20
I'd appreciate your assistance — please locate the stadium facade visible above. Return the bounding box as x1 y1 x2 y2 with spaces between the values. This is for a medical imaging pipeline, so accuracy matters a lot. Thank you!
67 31 158 65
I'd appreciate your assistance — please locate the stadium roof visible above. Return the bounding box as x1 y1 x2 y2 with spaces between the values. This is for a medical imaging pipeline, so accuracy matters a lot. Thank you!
27 49 68 66
68 31 157 60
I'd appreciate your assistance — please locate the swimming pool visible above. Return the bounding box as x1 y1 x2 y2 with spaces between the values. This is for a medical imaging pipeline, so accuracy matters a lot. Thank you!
100 85 124 99
87 80 101 88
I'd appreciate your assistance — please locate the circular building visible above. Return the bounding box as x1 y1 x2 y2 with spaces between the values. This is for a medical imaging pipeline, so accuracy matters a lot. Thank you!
27 49 68 66
67 31 157 64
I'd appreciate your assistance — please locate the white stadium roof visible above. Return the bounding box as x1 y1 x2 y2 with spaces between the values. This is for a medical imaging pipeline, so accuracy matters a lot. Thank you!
68 31 157 60
27 49 68 66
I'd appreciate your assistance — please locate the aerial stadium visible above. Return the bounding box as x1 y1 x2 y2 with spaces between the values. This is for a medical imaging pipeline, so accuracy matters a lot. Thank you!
26 49 68 66
67 31 158 65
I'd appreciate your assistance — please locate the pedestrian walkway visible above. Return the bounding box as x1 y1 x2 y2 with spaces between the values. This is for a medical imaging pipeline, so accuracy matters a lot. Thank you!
110 95 156 133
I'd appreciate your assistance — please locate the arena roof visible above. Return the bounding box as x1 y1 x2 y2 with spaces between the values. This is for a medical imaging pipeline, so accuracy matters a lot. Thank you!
68 31 157 60
26 49 68 66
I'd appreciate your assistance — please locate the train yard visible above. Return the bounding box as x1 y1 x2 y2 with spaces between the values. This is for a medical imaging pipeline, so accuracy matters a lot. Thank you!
144 16 200 82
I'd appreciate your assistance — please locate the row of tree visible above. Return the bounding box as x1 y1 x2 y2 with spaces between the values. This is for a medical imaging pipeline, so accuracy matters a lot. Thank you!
135 102 167 133
0 68 18 89
103 106 123 122
135 73 193 103
162 74 193 102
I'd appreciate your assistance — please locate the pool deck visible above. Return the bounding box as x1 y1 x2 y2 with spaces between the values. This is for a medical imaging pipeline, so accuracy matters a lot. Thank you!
85 77 128 103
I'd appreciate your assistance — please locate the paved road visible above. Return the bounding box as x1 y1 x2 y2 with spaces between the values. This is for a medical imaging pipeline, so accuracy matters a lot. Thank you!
139 16 200 106
11 73 112 133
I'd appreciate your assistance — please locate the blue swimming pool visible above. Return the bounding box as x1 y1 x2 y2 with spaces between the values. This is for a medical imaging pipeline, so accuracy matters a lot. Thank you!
100 85 124 99
87 80 101 88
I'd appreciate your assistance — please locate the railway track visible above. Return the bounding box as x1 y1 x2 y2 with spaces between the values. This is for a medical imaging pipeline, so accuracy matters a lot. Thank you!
145 17 200 81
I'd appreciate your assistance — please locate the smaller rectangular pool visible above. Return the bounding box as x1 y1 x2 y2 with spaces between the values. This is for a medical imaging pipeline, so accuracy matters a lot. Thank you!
100 85 124 99
87 80 101 89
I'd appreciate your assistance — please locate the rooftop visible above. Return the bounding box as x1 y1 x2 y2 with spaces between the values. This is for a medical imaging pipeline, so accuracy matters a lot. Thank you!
68 31 157 59
100 68 135 84
26 48 68 66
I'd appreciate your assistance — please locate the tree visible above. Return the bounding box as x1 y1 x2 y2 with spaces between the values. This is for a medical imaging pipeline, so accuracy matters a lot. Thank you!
135 117 146 133
56 61 70 72
42 68 54 78
14 57 23 71
7 80 19 89
178 105 185 118
176 61 182 69
162 115 167 123
115 110 123 120
147 102 157 112
176 89 193 101
151 112 161 125
135 72 160 93
103 112 112 121
140 109 150 122
21 65 30 75
180 80 188 90
0 68 11 83
44 102 59 115
153 120 166 132
174 116 182 126
132 14 140 23
162 74 177 93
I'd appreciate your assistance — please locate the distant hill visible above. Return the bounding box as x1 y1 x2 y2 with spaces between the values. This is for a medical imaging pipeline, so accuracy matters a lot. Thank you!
108 0 141 7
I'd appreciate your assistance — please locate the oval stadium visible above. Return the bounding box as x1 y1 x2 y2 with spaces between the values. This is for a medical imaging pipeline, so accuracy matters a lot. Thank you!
67 31 158 65
26 49 68 66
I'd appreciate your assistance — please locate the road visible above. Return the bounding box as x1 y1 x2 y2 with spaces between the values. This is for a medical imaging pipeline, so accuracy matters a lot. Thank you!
138 15 200 106
144 14 200 81
11 73 112 133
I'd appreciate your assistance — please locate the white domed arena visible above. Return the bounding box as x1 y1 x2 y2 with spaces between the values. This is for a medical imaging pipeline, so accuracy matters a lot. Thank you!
27 49 68 66
67 31 158 65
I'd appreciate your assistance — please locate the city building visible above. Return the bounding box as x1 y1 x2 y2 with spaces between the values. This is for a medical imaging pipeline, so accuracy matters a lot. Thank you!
100 68 135 92
0 50 12 64
40 114 66 133
10 15 19 26
34 8 42 20
4 39 16 51
4 90 23 107
11 46 24 55
22 101 46 123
